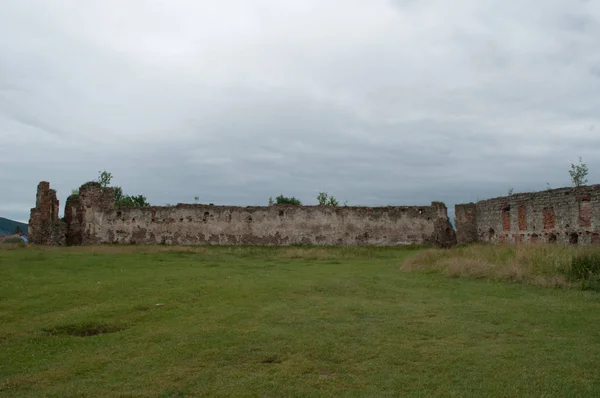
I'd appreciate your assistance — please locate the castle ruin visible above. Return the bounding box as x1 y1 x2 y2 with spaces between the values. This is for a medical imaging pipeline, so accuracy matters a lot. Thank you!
29 181 600 247
29 181 456 247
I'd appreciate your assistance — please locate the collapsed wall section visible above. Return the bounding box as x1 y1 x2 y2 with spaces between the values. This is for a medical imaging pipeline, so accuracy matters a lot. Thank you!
455 185 600 245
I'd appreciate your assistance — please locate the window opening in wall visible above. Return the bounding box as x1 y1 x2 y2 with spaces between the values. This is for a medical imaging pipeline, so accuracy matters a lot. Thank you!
488 228 495 241
531 233 539 243
549 234 557 243
117 211 122 217
569 233 579 245
279 210 284 217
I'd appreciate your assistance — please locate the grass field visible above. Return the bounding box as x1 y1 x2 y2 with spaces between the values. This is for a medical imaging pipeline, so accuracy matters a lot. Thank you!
1 244 600 397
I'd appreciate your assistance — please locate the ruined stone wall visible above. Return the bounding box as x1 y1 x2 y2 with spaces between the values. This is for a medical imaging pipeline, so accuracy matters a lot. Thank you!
28 182 66 245
64 182 115 245
32 180 600 247
30 181 455 247
95 202 455 247
455 185 600 245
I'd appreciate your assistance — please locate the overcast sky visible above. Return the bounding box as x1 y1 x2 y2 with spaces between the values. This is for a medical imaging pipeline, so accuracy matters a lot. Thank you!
2 0 600 223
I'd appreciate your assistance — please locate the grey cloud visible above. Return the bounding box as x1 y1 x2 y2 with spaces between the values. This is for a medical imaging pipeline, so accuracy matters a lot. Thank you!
1 0 600 223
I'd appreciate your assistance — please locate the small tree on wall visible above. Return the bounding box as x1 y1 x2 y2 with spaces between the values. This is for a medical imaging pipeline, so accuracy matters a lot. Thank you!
97 171 113 188
569 157 589 187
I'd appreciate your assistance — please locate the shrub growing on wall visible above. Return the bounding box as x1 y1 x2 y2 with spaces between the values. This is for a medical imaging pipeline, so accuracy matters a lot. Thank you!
96 170 151 208
117 194 150 208
275 195 302 205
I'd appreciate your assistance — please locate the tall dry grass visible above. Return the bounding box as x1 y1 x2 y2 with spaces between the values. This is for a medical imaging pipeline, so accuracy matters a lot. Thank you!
402 243 600 288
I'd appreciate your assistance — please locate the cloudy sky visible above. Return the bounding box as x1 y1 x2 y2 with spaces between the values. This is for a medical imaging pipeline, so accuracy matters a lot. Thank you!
2 0 600 223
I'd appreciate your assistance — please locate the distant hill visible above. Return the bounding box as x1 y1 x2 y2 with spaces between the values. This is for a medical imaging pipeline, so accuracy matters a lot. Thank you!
0 217 28 237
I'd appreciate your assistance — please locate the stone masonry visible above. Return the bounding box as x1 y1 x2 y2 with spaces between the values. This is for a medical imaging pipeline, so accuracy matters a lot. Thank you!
28 182 66 245
29 181 456 247
63 182 115 245
455 185 600 245
33 180 600 247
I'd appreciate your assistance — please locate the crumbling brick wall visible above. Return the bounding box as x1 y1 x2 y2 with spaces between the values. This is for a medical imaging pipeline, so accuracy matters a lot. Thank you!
455 185 600 245
28 182 66 245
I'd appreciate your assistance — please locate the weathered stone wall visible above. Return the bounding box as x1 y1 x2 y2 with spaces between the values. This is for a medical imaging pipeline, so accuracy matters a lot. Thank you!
28 182 66 245
456 185 600 245
32 181 600 247
98 202 455 247
29 181 456 247
64 182 115 245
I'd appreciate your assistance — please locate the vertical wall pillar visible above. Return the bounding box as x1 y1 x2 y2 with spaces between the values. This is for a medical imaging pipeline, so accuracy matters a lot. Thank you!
28 181 66 245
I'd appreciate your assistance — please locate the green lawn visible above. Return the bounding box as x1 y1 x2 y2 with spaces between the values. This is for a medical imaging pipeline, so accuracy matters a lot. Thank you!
1 245 600 397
